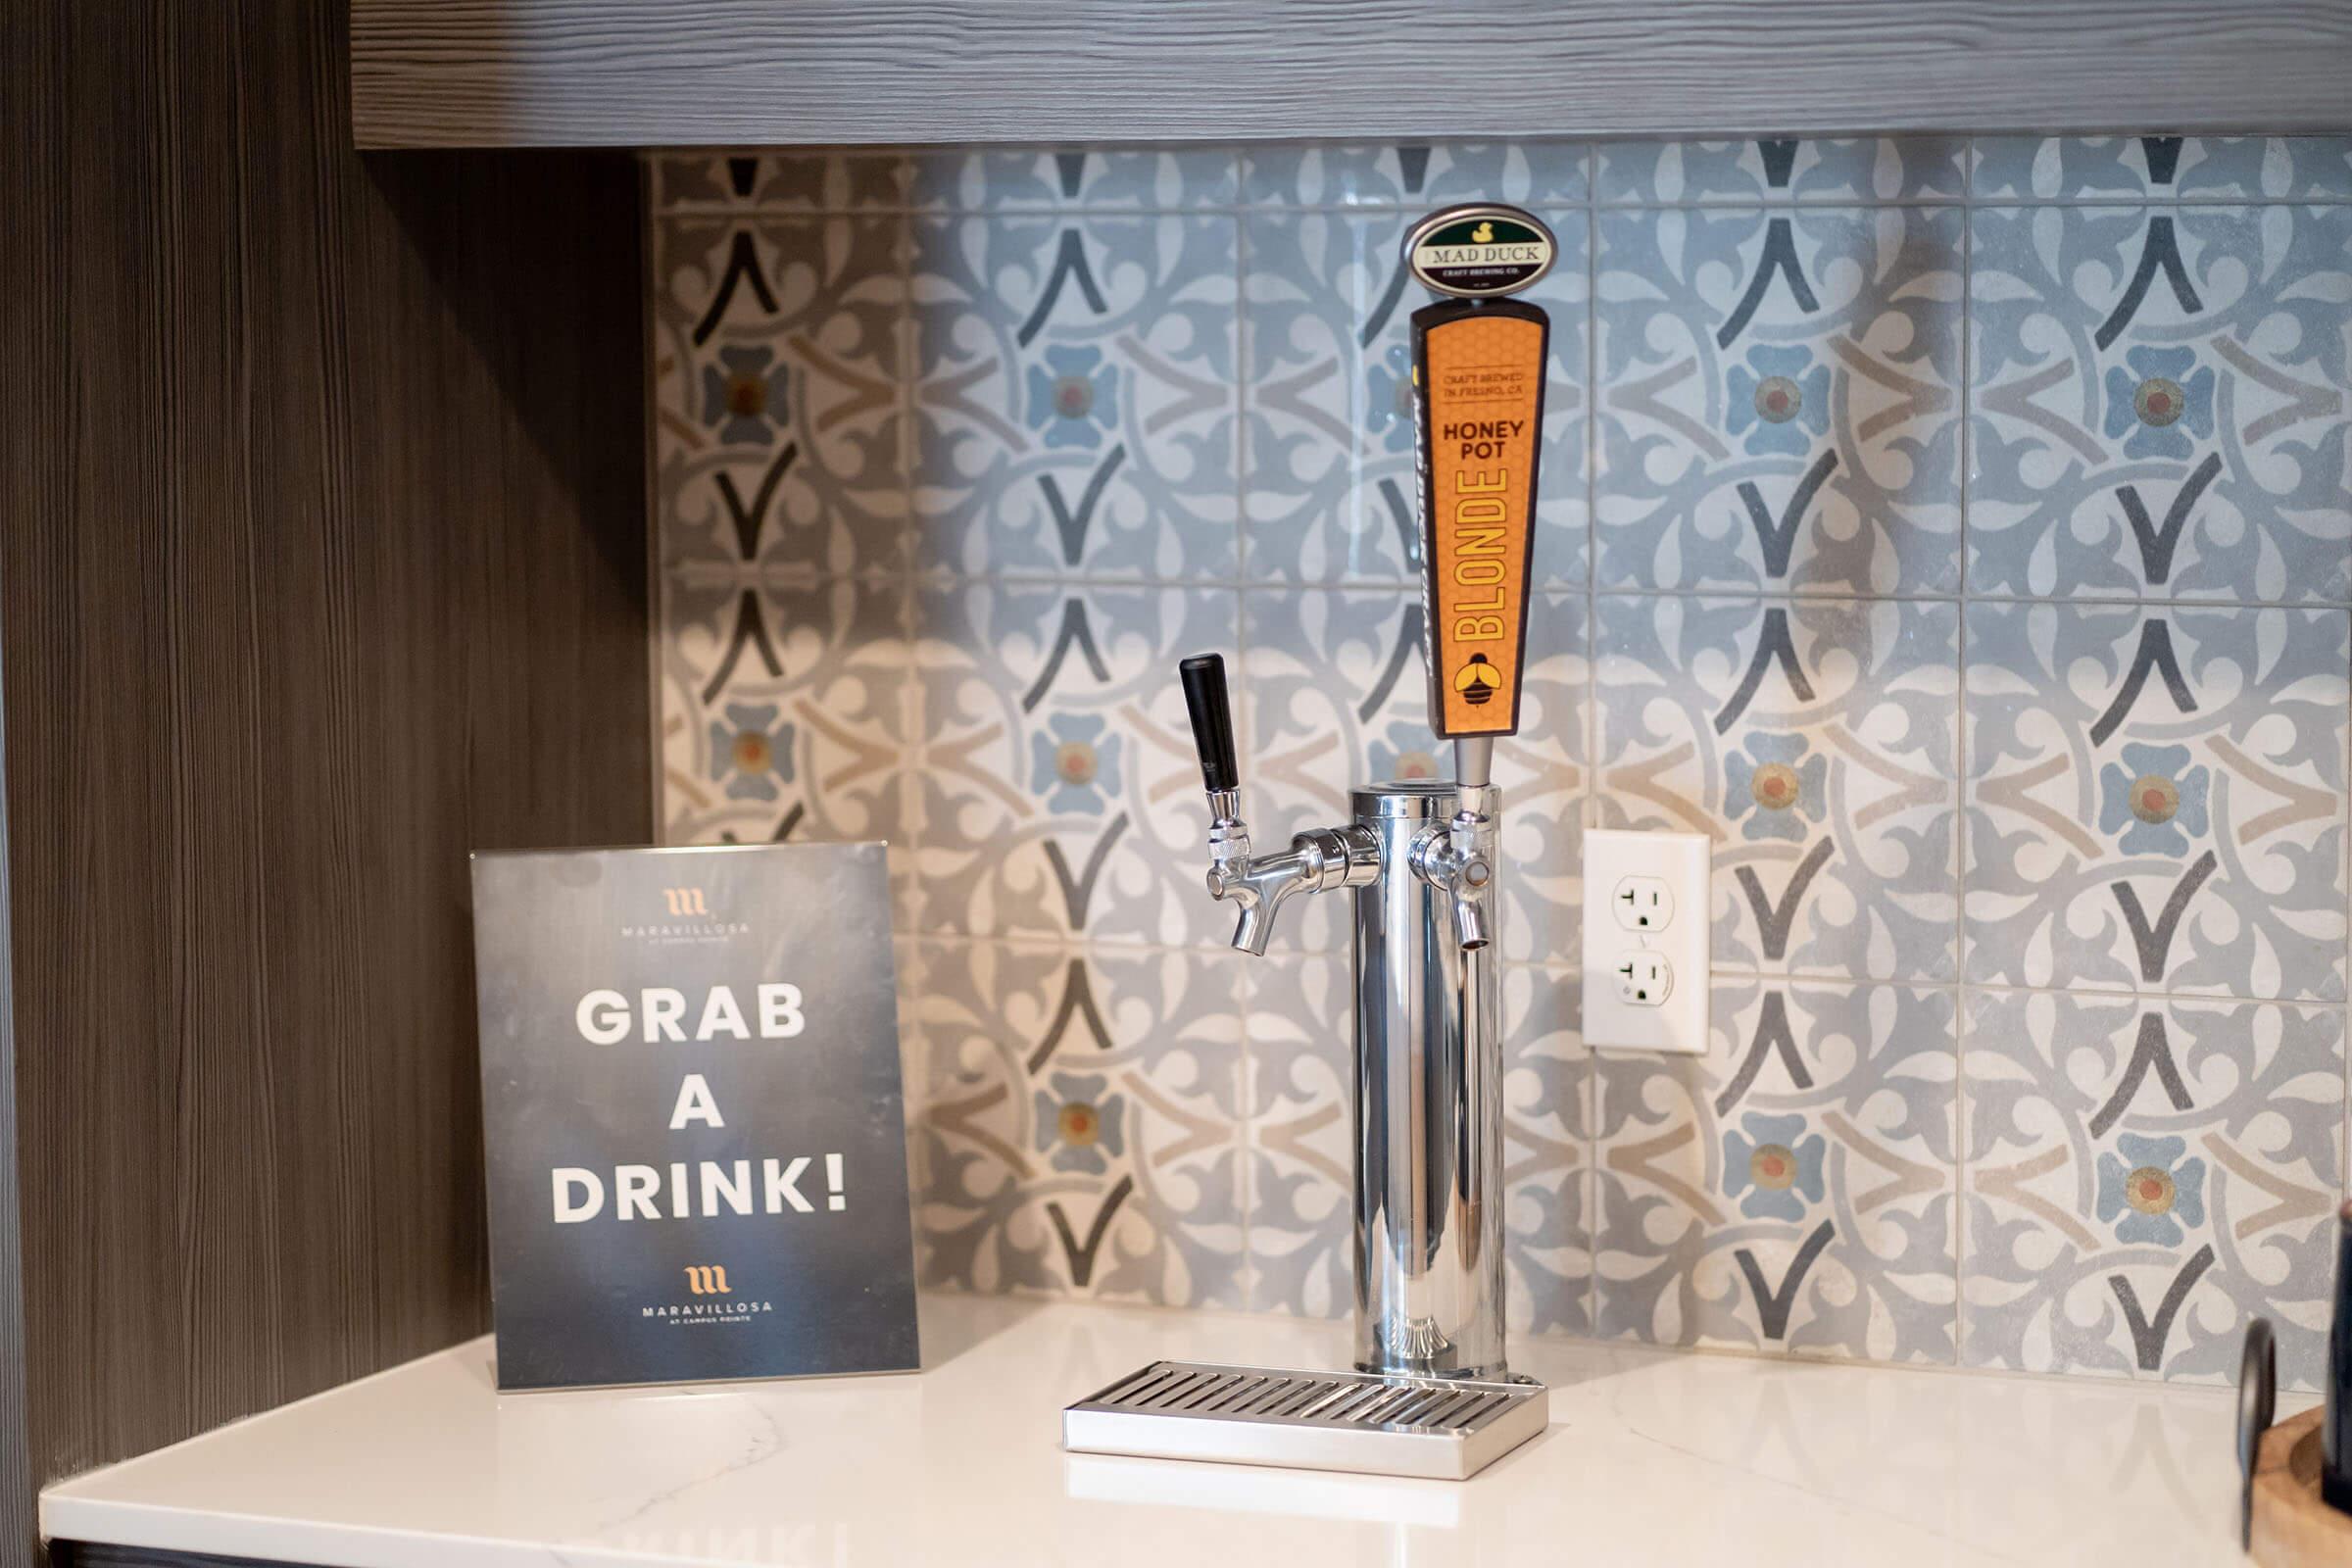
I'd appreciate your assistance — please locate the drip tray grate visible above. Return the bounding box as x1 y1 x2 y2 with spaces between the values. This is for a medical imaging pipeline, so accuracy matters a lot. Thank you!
1060 1359 1546 1481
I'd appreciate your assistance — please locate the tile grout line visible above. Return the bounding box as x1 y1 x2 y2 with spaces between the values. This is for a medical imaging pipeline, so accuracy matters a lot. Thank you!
662 137 2352 216
642 158 675 847
680 561 2352 615
895 199 929 1229
658 198 2352 219
1583 140 1603 1342
894 929 2352 1011
1953 134 1975 1367
1232 183 1255 1308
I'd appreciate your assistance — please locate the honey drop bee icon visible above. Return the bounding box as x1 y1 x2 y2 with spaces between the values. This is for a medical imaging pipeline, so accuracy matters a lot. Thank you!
1454 654 1501 706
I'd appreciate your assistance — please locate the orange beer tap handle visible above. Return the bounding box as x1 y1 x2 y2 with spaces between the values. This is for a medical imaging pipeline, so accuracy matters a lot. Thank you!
1411 296 1548 739
1403 204 1554 742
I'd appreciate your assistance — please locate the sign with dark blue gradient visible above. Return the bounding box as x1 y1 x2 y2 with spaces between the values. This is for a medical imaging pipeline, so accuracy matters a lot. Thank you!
470 842 918 1391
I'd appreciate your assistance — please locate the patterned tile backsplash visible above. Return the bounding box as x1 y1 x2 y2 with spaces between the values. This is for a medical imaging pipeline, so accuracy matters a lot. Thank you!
649 135 2352 1391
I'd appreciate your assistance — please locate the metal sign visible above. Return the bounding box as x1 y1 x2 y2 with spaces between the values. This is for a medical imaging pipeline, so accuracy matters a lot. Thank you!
1402 204 1557 300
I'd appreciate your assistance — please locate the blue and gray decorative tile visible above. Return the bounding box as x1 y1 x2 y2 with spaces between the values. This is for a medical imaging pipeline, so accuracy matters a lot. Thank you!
914 938 1246 1305
1241 141 1589 209
661 576 912 851
1963 602 2349 1002
1242 952 1592 1333
1242 209 1589 585
1971 135 2352 203
891 936 925 1113
911 215 1239 581
1595 205 1964 595
1960 990 2344 1389
911 581 1237 947
1501 966 1593 1338
1593 595 1960 981
1592 980 1957 1361
651 151 910 214
654 215 909 580
910 147 1239 212
1239 950 1354 1317
1969 203 2352 602
1594 138 1966 205
1240 587 1587 961
645 132 2352 1382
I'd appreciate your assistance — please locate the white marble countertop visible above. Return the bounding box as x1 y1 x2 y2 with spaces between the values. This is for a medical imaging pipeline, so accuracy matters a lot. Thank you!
45 1294 2285 1567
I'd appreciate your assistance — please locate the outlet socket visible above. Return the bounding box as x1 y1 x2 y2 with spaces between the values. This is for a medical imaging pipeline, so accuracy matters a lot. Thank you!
1614 953 1673 1005
1612 875 1674 932
1583 828 1708 1055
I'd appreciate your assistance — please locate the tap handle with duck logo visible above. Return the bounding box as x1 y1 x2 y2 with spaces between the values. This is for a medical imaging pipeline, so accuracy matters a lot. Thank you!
1403 203 1552 739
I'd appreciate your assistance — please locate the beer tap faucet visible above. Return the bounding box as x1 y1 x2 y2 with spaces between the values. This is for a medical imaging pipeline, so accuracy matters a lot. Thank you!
1178 654 1379 957
1171 203 1559 1385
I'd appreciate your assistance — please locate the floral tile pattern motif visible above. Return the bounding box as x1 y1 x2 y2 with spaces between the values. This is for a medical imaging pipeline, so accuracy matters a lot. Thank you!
1595 206 1964 595
1242 141 1589 209
1595 138 1967 205
1970 203 2352 602
652 139 2352 1388
915 939 1245 1305
653 152 909 214
1594 595 1960 982
1501 968 1594 1337
1244 954 1592 1334
1592 980 1958 1361
654 215 908 578
1238 951 1352 1318
1242 209 1590 585
1961 991 2344 1389
1964 602 2349 1002
662 577 910 849
1972 135 2352 202
910 148 1238 212
912 581 1236 948
1242 589 1587 962
912 215 1239 580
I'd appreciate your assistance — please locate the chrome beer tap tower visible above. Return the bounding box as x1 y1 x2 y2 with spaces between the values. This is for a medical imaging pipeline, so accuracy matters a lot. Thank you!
1061 204 1558 1479
1177 654 1509 1381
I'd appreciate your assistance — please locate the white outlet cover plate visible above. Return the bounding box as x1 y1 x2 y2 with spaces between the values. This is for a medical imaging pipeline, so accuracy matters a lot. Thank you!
1583 828 1709 1054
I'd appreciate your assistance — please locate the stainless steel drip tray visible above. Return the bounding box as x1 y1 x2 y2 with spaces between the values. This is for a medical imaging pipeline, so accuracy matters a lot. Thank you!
1060 1360 1547 1481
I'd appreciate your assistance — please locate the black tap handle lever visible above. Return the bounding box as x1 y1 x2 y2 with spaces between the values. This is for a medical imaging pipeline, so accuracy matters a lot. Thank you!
1178 654 1239 795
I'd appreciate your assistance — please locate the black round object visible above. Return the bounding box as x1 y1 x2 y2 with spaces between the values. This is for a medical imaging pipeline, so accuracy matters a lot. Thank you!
2241 1314 2276 1549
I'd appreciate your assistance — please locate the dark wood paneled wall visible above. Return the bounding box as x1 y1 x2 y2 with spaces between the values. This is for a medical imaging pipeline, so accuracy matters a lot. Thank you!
0 616 30 1559
0 0 651 1539
352 0 2352 146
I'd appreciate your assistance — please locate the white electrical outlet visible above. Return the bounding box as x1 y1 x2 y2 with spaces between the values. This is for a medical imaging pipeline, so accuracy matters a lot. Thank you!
1612 952 1673 1005
1583 828 1708 1054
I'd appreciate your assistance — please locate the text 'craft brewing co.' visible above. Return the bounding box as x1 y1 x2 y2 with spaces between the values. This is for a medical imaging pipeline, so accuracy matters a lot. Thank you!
470 842 918 1391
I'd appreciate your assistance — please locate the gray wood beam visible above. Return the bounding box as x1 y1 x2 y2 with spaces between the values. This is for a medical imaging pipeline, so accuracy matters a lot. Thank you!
352 0 2352 149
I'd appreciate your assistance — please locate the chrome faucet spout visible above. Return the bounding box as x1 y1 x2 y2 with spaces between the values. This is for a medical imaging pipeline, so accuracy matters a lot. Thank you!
1210 826 1380 956
1211 846 1312 956
1410 780 1497 954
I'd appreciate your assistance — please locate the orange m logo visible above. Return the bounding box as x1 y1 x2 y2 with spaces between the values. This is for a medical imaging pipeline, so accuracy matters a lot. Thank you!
682 1264 731 1296
663 887 709 917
